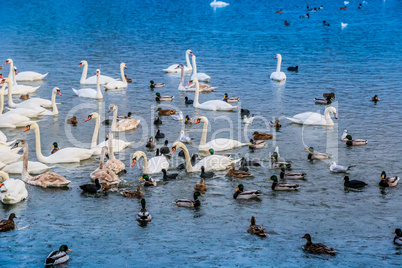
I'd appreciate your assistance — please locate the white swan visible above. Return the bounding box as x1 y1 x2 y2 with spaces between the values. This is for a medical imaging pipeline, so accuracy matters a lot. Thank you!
194 116 247 151
190 54 211 82
85 112 132 155
0 171 28 204
109 104 140 132
176 64 216 92
163 49 193 73
73 69 103 99
104 63 128 90
131 151 170 174
210 0 229 7
193 79 237 111
5 59 47 82
24 122 94 163
6 66 40 94
270 54 286 82
9 86 60 109
0 130 15 145
79 60 115 85
0 150 22 165
286 107 338 126
171 142 237 172
104 132 126 174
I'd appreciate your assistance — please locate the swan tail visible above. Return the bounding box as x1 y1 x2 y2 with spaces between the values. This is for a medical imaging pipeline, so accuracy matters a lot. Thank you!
41 73 49 79
72 88 79 96
286 117 298 123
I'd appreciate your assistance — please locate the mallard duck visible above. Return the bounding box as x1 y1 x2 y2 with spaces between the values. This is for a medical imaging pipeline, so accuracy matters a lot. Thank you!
223 93 240 103
160 140 170 155
149 80 165 89
379 171 399 187
200 166 214 178
139 174 157 186
175 191 205 207
153 116 163 125
343 176 367 189
44 245 72 266
269 120 281 128
243 115 255 124
239 161 248 172
124 74 132 83
302 234 336 255
343 135 367 146
240 109 250 117
185 96 193 104
0 213 17 232
146 137 156 148
50 142 60 154
247 216 267 237
194 178 207 191
137 198 152 222
280 168 306 180
271 152 291 168
155 129 165 139
227 163 253 178
371 95 380 102
233 184 261 199
79 178 101 194
315 95 333 105
121 186 143 198
323 92 335 99
287 66 298 71
393 229 402 246
249 139 266 149
185 115 194 125
155 107 176 116
306 147 330 160
154 92 173 101
66 116 78 125
162 168 178 180
252 131 273 140
267 175 299 191
240 157 261 167
20 94 30 100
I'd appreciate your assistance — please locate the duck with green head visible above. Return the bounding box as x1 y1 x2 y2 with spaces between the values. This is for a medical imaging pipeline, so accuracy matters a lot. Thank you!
315 95 334 105
305 147 330 160
343 135 367 146
50 142 60 154
280 166 306 180
139 174 157 187
149 80 165 89
269 120 281 128
393 229 402 245
175 191 205 207
233 184 261 199
249 138 265 149
137 198 152 222
223 93 240 103
271 151 291 168
267 175 300 191
154 92 173 102
45 244 72 266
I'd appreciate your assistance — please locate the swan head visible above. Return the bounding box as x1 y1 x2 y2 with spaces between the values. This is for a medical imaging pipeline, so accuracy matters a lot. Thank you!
186 49 193 56
1 78 12 85
78 60 87 67
121 63 127 69
11 140 28 150
96 69 100 76
109 104 118 112
5 59 13 65
274 54 282 60
175 64 184 70
53 87 61 95
325 107 337 119
13 66 17 74
131 152 142 167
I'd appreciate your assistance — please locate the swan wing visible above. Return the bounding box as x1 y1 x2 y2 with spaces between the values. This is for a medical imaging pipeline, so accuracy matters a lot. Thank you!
3 161 54 174
148 156 170 173
15 71 48 81
72 88 98 98
194 155 233 171
201 138 247 152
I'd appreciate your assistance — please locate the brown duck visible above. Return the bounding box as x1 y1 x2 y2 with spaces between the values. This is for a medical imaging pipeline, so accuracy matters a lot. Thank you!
20 94 30 100
194 178 207 191
302 234 336 255
120 186 143 198
66 116 78 125
226 163 253 178
0 213 17 232
155 107 177 116
247 216 267 237
252 131 273 140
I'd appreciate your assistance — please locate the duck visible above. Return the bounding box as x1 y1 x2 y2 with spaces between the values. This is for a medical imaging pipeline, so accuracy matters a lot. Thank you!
160 140 170 155
343 176 367 189
340 6 347 10
315 95 333 105
155 107 177 116
175 191 205 207
300 13 310 18
341 130 348 141
329 162 354 173
104 132 126 174
80 178 102 194
154 92 173 101
139 174 157 187
223 93 240 103
240 109 250 117
287 66 298 71
243 115 255 125
72 69 103 99
155 129 165 139
194 178 207 191
343 135 367 146
0 171 28 204
306 147 330 160
252 131 273 140
154 116 163 125
239 161 248 172
179 130 192 143
267 175 299 191
210 0 229 7
269 120 282 128
66 116 78 125
393 229 402 246
103 63 128 90
240 157 260 167
171 111 183 121
371 95 380 102
162 168 178 180
284 20 290 26
183 96 194 105
50 142 60 154
287 106 338 126
379 171 399 187
302 234 336 255
121 186 143 198
323 21 330 26
124 74 132 83
323 92 335 99
270 54 286 81
44 245 72 266
0 213 17 232
271 148 291 168
200 166 214 179
109 104 140 132
247 216 267 237
137 198 152 222
227 163 253 178
249 139 265 149
149 80 165 89
145 137 157 148
275 8 283 13
20 94 30 100
233 184 261 199
185 115 193 125
280 168 306 180
177 153 198 170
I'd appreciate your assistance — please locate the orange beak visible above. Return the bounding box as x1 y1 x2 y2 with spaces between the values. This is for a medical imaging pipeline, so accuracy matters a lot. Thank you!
96 71 99 76
124 66 127 69
57 90 61 96
78 63 82 67
131 159 136 167
194 119 200 124
274 56 277 59
85 116 92 122
190 52 194 56
0 74 3 79
170 148 176 155
0 80 4 84
0 183 4 187
5 61 9 65
187 82 193 87
23 126 30 132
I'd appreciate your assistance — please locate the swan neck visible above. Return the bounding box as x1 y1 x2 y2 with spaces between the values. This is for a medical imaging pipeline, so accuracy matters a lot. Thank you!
111 107 118 131
200 118 208 148
99 148 106 169
33 126 46 163
7 80 16 107
12 66 18 85
96 73 102 99
185 52 192 69
194 80 200 106
22 144 31 179
91 115 100 148
51 89 58 114
0 84 4 114
276 55 282 72
80 62 88 83
7 60 14 81
192 55 197 74
108 133 115 160
180 67 184 87
138 151 149 173
178 143 194 172
121 64 126 82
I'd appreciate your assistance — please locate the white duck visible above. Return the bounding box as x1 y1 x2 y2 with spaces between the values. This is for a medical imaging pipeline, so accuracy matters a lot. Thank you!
171 111 183 120
109 104 140 132
12 140 71 188
0 171 28 204
179 130 191 143
103 63 128 90
85 112 132 155
5 59 47 82
90 146 119 186
6 66 41 94
24 122 93 163
270 54 286 82
79 60 115 85
329 162 353 173
194 116 247 151
193 79 237 111
131 151 170 174
210 0 230 7
190 53 211 82
286 106 338 126
243 114 255 124
73 69 103 99
171 142 238 172
163 49 193 73
341 130 348 141
104 132 126 174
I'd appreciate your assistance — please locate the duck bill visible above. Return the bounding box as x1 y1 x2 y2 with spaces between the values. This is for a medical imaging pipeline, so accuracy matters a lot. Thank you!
305 149 309 152
153 94 157 97
200 193 205 196
170 148 176 155
67 249 72 251
266 178 272 181
235 187 239 191
138 177 144 181
131 159 136 167
51 145 54 148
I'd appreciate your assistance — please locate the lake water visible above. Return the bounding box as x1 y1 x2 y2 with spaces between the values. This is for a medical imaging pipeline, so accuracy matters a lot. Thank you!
1 0 401 266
